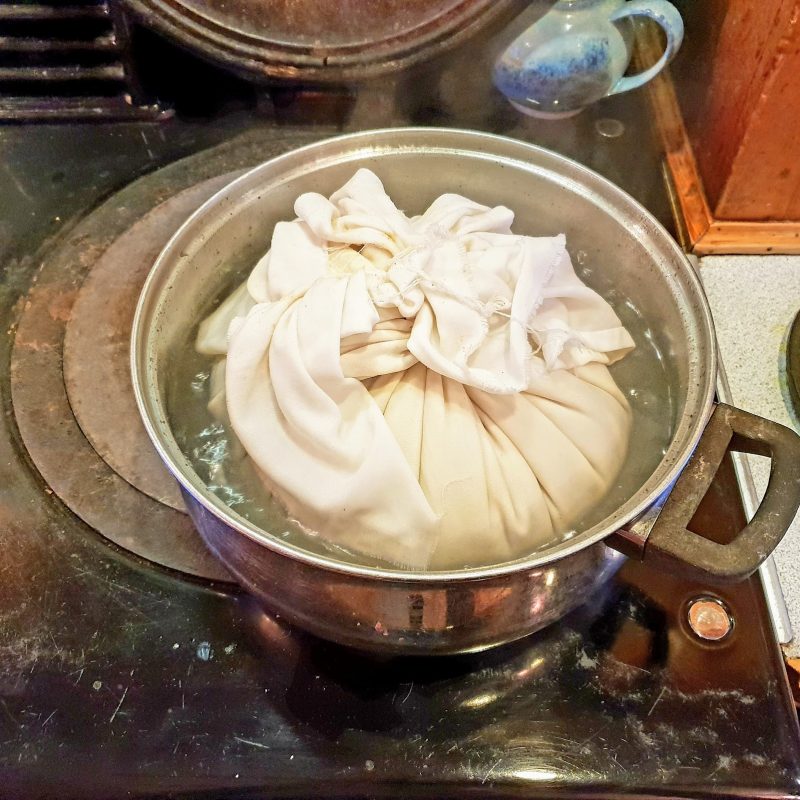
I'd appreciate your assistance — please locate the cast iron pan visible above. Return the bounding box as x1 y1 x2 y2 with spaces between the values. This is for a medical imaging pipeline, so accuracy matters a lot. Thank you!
121 0 518 83
788 309 800 421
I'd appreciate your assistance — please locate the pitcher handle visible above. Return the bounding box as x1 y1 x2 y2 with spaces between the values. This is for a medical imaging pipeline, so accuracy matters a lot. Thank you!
607 0 684 96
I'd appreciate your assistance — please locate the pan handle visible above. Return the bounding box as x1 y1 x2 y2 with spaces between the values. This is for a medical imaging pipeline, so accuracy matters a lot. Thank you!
609 403 800 583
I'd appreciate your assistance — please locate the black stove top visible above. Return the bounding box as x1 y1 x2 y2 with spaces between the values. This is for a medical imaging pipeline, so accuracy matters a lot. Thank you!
1 5 799 797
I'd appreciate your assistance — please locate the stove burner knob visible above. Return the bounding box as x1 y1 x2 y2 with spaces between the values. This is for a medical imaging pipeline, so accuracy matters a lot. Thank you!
686 597 734 641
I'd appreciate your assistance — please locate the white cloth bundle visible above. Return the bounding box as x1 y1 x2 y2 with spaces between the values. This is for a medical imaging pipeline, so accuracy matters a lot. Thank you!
197 169 635 570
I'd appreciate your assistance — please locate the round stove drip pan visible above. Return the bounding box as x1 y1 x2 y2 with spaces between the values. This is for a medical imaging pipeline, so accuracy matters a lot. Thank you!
10 130 323 581
62 175 235 513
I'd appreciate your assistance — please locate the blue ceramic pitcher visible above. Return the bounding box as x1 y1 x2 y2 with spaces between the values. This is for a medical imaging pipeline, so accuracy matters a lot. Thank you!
493 0 684 118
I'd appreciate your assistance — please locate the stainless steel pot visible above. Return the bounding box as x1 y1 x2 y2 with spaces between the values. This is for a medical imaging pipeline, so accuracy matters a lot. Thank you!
131 128 800 655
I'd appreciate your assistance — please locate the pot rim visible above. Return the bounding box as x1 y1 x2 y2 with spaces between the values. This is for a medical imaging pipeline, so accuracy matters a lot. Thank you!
131 126 717 583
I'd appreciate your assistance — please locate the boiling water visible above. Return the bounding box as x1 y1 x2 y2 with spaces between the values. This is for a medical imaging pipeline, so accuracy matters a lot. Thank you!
167 266 676 570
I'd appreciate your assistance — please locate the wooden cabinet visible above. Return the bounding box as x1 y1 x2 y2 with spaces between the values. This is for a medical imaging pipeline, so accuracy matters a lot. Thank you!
643 0 800 253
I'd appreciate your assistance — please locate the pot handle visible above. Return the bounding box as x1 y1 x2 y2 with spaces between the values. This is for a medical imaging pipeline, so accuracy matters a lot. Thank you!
610 403 800 582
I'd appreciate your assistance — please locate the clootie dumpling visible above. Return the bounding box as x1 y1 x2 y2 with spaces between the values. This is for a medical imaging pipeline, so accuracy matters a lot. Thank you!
197 169 635 570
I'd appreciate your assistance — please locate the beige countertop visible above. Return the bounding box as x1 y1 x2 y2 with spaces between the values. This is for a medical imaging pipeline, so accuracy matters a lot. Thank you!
698 255 800 657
